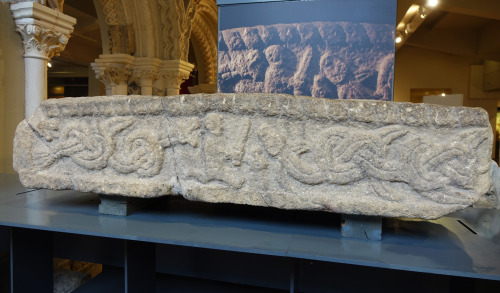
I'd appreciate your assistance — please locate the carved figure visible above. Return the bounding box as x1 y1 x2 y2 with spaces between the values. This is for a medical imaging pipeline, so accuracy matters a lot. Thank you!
201 113 250 188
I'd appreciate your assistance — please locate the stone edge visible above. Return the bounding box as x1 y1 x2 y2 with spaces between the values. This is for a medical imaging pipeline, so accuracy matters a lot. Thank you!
36 94 490 128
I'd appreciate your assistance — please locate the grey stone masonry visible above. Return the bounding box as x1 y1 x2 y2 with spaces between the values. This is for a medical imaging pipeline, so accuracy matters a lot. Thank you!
14 93 493 219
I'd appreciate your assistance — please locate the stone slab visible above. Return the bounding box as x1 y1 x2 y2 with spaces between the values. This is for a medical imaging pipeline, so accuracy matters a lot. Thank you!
13 93 493 219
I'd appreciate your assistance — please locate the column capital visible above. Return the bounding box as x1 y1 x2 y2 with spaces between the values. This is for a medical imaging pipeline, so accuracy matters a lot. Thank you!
133 57 161 84
91 54 135 88
159 59 194 92
11 1 76 60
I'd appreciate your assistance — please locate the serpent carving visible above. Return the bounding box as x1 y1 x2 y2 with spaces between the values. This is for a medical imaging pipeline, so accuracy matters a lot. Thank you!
14 94 493 219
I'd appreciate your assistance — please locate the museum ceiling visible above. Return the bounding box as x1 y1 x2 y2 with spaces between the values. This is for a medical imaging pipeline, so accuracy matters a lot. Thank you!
50 0 500 77
396 0 500 61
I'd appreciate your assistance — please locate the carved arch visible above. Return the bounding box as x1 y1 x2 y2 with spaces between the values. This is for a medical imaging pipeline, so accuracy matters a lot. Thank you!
156 0 200 61
190 0 218 84
93 0 134 54
129 0 157 57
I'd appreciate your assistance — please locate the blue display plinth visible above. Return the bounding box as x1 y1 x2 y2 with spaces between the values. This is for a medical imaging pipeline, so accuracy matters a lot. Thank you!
0 174 499 292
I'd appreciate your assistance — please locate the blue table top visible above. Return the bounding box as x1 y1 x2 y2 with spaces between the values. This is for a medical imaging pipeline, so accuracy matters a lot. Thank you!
1 173 499 281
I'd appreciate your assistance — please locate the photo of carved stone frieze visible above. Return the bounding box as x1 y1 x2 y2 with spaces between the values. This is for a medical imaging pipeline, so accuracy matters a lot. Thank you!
218 22 395 100
14 94 492 219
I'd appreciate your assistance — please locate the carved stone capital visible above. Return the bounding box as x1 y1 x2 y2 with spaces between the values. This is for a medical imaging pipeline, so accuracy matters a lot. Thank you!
10 1 76 60
94 66 131 87
133 57 161 86
91 54 135 88
161 71 190 89
15 23 70 59
158 59 194 93
133 67 158 81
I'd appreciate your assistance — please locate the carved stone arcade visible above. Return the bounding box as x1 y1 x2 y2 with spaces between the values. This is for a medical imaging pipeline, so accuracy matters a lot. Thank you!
91 0 215 96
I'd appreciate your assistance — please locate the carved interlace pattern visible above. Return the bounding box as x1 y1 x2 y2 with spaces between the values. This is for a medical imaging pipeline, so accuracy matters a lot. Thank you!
15 23 70 59
29 95 491 207
99 0 120 25
159 0 199 60
133 67 159 82
34 117 163 177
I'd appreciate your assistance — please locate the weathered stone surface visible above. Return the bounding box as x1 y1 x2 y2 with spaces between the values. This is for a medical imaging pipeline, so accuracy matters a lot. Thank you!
218 22 394 100
475 161 500 209
14 94 493 219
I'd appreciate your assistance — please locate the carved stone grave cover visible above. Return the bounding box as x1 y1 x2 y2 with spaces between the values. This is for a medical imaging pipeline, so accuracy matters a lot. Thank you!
14 93 492 219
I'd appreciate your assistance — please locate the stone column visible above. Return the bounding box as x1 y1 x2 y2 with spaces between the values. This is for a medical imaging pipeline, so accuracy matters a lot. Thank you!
133 57 160 95
10 1 76 118
91 54 135 95
158 60 194 96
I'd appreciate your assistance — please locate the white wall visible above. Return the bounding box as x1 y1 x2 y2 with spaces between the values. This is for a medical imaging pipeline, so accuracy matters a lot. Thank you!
394 46 478 102
0 3 25 174
394 45 499 159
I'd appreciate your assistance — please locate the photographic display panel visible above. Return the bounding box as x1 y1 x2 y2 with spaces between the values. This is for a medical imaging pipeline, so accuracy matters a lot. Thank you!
218 0 397 100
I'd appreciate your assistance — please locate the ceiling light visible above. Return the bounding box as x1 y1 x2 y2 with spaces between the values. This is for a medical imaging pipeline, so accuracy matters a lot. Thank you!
427 0 438 8
405 23 412 34
419 6 427 18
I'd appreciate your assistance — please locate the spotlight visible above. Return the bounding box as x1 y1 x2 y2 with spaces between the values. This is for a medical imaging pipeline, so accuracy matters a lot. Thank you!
427 0 438 8
395 35 402 43
419 6 427 18
441 93 446 96
405 23 412 34
47 62 52 68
